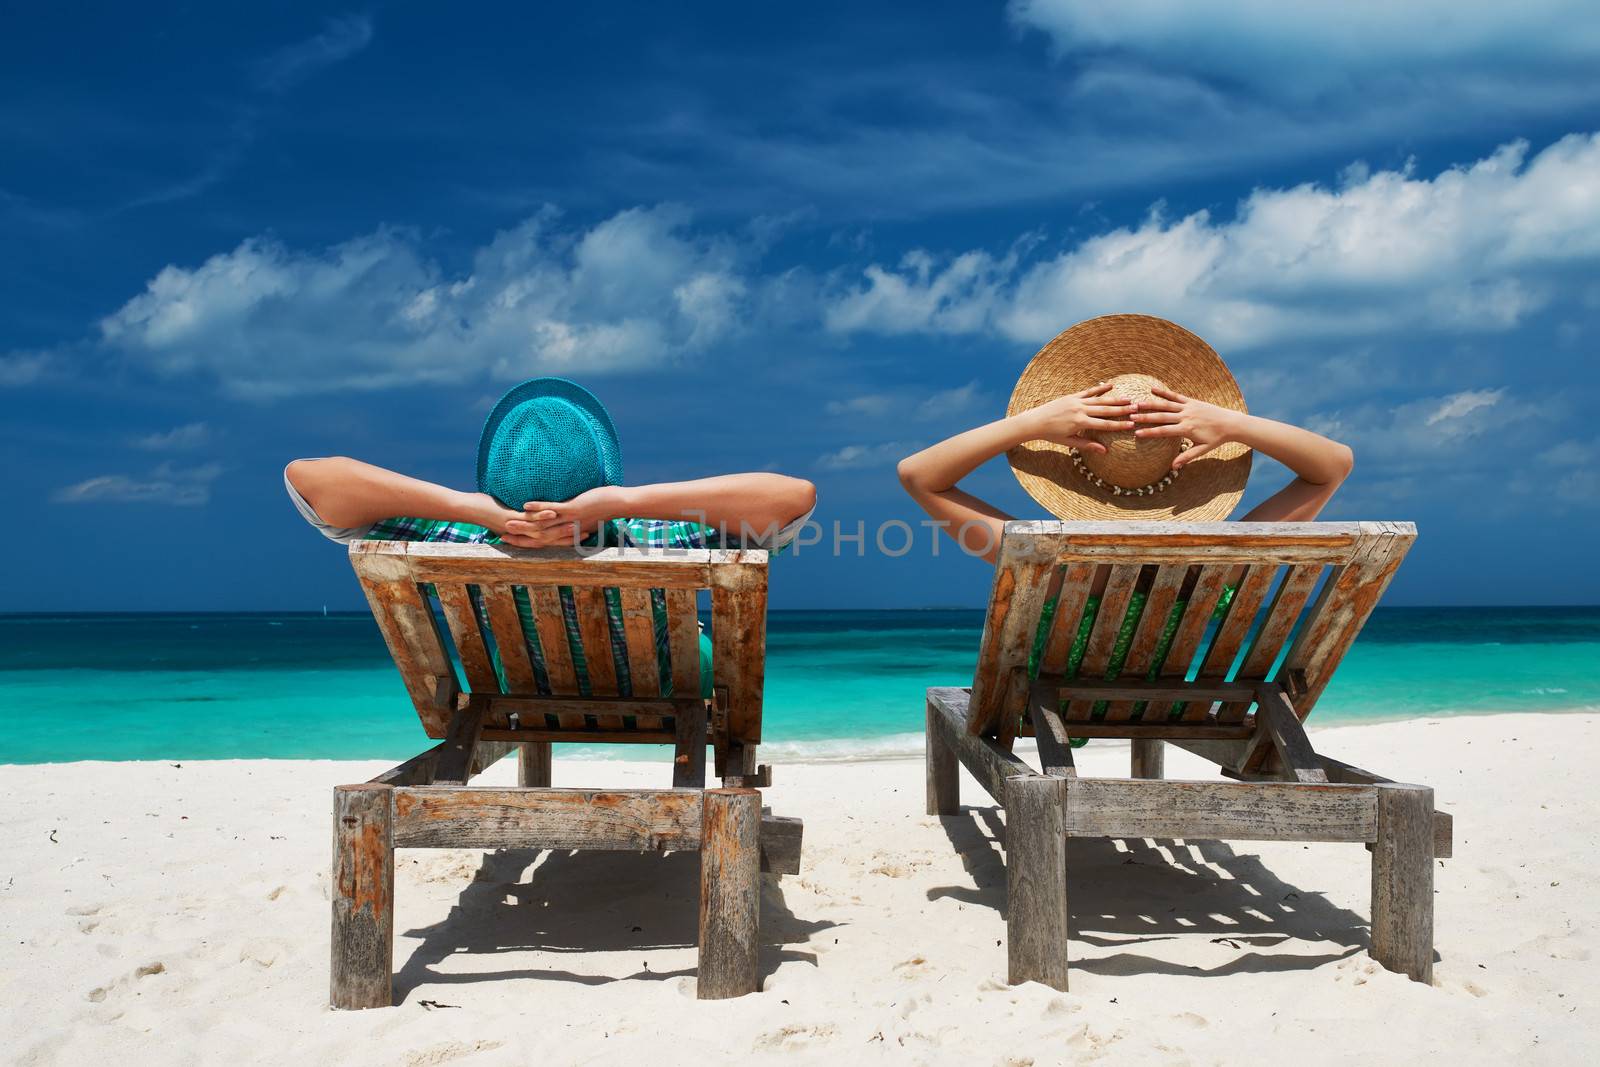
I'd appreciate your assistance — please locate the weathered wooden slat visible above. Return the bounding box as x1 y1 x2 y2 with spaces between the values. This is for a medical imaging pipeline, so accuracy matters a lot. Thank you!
402 542 716 588
1043 677 1260 703
1199 564 1278 723
710 560 768 745
619 587 662 697
1256 685 1328 783
480 728 675 744
665 588 702 699
698 788 762 999
350 543 456 736
573 586 619 697
1000 520 1364 564
1371 785 1434 983
486 694 680 719
431 698 487 786
1218 563 1323 718
1170 564 1235 723
929 687 1041 803
1043 721 1253 740
1074 564 1142 721
330 784 394 1010
1036 561 1096 678
1062 777 1378 842
969 547 1058 737
391 787 704 850
528 586 580 696
1105 563 1188 721
435 583 501 694
482 584 539 695
1005 774 1070 990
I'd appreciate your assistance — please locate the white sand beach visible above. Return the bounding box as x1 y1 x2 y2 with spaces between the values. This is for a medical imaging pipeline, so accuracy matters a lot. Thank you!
2 712 1594 1065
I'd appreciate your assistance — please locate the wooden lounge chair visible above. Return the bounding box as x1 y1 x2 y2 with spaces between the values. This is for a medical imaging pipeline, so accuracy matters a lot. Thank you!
330 540 802 1009
924 520 1450 989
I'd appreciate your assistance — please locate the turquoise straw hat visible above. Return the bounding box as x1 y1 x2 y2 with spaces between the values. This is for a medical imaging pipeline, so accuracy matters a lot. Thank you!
476 378 623 508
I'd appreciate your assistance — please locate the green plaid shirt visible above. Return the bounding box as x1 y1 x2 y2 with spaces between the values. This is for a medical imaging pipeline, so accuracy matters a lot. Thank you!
366 516 744 699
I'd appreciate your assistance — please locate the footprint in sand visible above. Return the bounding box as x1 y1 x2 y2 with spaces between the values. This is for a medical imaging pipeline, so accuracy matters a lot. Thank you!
1044 996 1081 1018
402 1041 505 1067
754 1024 839 1051
86 961 165 1003
238 940 281 968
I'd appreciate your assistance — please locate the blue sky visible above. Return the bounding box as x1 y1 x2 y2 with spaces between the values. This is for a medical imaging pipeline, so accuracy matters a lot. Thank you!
3 1 1598 611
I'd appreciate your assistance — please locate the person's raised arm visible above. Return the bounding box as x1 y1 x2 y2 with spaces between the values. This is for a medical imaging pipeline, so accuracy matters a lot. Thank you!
286 456 520 533
1129 385 1354 522
502 474 816 548
896 384 1136 563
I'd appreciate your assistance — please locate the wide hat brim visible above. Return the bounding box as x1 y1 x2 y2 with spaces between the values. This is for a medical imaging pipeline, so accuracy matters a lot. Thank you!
1006 315 1251 522
476 377 624 508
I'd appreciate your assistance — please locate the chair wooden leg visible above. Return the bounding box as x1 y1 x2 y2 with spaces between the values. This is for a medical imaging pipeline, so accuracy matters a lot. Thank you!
698 788 762 999
1005 774 1070 990
926 699 960 815
1371 785 1434 983
518 741 552 787
1131 738 1164 779
330 784 394 1009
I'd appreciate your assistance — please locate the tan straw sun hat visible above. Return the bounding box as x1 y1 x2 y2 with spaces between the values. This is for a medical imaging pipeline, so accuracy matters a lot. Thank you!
1006 314 1251 521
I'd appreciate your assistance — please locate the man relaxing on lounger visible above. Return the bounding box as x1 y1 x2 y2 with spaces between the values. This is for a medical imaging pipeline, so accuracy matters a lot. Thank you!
285 377 816 555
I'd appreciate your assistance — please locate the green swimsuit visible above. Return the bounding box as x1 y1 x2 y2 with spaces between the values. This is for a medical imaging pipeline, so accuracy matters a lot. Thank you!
1026 582 1238 745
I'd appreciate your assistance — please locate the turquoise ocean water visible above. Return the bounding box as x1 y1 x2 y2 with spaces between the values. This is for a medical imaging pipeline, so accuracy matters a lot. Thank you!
2 607 1598 764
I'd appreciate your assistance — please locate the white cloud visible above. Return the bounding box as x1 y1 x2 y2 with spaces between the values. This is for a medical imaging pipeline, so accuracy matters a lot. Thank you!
826 393 896 417
1007 1 1600 95
1538 439 1599 467
824 133 1600 350
825 249 1015 335
132 422 211 450
824 381 986 422
52 463 223 507
917 380 984 419
98 205 747 397
1425 390 1503 427
816 442 921 470
254 14 374 93
0 351 51 387
1307 389 1535 469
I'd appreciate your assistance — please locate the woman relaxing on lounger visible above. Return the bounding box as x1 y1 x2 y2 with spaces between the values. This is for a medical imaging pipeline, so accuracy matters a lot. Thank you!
897 314 1353 563
896 315 1354 727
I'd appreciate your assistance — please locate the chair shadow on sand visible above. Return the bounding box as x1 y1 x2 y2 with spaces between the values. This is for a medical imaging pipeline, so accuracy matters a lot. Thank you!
930 807 1371 978
394 849 838 1002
